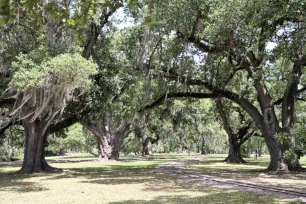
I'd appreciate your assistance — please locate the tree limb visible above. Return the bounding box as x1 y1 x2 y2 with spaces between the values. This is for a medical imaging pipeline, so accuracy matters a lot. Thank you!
274 85 306 105
141 92 220 111
216 99 233 137
49 116 79 135
156 72 264 129
82 0 123 59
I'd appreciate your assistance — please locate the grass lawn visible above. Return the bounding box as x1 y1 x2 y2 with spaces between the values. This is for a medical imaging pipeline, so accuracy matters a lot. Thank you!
0 153 304 204
187 154 306 194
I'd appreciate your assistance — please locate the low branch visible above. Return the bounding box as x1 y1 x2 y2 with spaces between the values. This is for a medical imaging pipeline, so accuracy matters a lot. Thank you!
216 99 233 137
240 131 255 145
49 117 79 135
141 92 220 111
157 72 264 129
274 86 306 105
237 123 252 141
188 37 226 54
82 1 123 59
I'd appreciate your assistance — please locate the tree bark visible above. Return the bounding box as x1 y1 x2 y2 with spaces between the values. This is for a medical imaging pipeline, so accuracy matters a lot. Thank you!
264 131 285 171
280 59 305 171
96 134 112 162
216 99 249 163
261 110 289 171
134 124 150 156
82 116 133 161
81 117 113 162
142 138 150 156
110 124 134 160
18 120 61 174
110 132 121 160
224 138 245 163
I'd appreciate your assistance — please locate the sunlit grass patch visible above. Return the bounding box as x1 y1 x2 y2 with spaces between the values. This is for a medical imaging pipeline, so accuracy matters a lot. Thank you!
188 154 306 194
0 154 301 204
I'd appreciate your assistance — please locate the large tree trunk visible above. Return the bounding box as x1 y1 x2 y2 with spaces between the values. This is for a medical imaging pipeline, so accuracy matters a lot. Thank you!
201 136 206 155
216 99 249 163
110 133 121 160
280 60 305 171
135 124 150 156
264 131 285 171
82 116 133 161
81 114 114 162
281 138 304 171
18 120 60 174
261 111 289 171
142 138 150 156
224 139 245 163
96 134 112 162
110 125 133 160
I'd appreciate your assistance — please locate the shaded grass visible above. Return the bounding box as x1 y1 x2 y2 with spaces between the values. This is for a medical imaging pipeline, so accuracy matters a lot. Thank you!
0 154 303 204
187 154 306 194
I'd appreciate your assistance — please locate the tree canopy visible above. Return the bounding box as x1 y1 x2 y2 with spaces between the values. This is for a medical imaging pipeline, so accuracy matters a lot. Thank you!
0 0 306 173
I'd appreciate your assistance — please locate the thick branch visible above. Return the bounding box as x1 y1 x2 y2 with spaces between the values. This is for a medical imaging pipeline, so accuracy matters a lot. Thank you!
141 92 220 111
82 1 123 59
49 117 79 135
188 37 226 54
158 72 263 129
282 59 304 130
216 99 233 137
240 131 255 145
275 86 306 105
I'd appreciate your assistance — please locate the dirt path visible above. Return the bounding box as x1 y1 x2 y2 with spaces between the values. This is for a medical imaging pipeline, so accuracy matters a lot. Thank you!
154 156 306 202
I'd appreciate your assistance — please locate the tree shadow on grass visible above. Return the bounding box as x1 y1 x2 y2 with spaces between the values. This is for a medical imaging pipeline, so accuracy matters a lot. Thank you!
0 180 49 193
80 176 153 185
108 192 281 204
0 169 52 193
46 163 159 180
47 159 97 163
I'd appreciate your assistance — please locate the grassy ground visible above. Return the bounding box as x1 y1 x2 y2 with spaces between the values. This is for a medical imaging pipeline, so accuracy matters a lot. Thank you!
0 153 304 204
187 154 306 194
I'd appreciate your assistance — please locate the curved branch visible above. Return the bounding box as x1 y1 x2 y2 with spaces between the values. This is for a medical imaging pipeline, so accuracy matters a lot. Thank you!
240 131 255 145
49 117 79 135
158 72 264 129
188 37 226 54
82 1 123 59
274 86 306 105
141 92 220 111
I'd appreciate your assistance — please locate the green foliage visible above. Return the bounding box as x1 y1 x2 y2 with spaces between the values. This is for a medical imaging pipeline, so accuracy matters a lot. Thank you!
0 0 120 27
121 133 138 155
10 51 97 92
293 147 306 160
0 143 19 161
47 124 97 155
0 126 25 161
